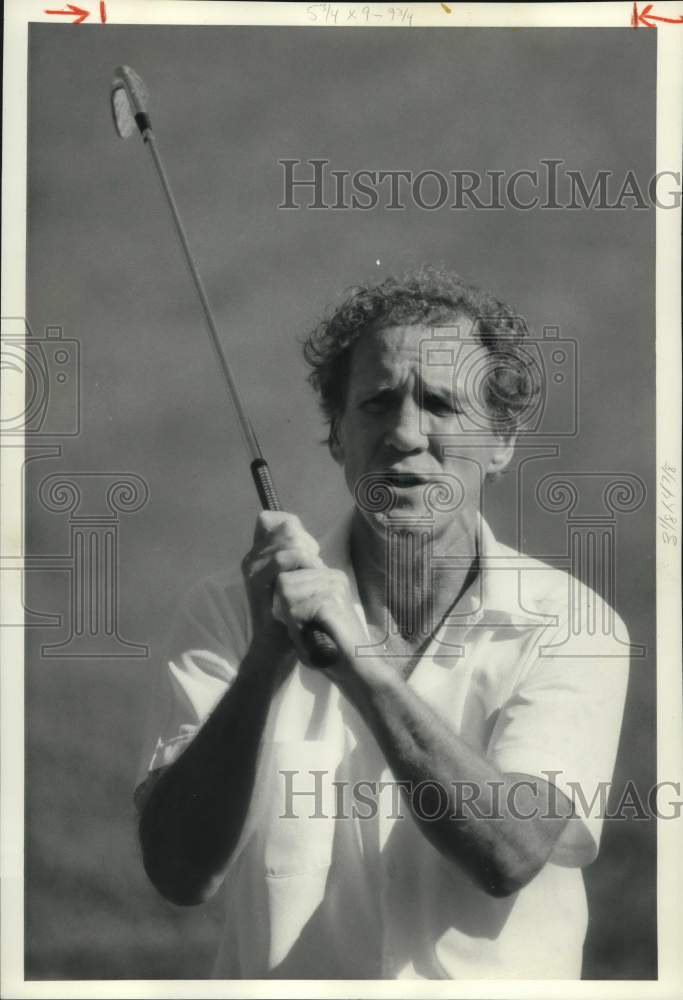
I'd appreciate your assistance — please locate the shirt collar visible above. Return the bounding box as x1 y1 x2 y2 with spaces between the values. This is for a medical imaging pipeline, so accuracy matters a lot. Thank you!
321 509 542 633
462 513 542 629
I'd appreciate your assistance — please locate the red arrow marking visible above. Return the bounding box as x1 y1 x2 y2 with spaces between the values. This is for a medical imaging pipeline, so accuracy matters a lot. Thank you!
44 3 90 23
636 3 683 26
99 1 106 22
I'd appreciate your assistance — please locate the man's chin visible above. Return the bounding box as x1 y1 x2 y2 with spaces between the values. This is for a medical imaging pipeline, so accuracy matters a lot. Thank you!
353 470 467 515
356 487 439 530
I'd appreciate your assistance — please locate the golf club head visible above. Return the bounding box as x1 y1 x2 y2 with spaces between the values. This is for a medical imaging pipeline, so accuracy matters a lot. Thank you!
111 65 149 139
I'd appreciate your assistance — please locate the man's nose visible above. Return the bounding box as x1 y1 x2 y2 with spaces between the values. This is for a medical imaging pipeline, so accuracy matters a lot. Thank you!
384 395 428 452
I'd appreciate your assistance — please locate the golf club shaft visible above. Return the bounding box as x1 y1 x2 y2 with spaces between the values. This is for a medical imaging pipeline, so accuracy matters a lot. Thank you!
144 131 261 463
137 123 338 667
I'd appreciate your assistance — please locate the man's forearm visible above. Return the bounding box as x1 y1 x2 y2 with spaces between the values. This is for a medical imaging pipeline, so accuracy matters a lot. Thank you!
139 641 288 905
338 657 570 897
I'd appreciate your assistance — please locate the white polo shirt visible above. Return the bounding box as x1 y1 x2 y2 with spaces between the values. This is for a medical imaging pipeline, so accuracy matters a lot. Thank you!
136 513 631 980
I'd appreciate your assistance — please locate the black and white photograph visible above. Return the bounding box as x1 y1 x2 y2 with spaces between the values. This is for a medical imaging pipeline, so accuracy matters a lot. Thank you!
1 1 682 995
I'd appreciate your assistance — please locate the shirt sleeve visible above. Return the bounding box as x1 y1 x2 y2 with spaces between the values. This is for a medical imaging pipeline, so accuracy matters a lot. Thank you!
134 570 252 808
487 589 631 868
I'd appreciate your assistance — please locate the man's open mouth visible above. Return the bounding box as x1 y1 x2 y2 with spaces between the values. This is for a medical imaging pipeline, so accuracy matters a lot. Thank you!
384 472 434 488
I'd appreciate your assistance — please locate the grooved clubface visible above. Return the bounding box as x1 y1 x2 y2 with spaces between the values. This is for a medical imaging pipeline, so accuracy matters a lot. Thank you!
111 85 135 138
111 65 149 138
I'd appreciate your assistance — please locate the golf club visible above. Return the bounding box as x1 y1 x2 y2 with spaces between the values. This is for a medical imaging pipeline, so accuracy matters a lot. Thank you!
111 65 338 669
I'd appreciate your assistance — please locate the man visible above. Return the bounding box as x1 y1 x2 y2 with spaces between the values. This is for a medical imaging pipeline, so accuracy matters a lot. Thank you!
135 267 630 979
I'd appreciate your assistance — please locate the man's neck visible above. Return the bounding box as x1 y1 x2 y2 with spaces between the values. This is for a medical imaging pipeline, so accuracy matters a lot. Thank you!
350 508 480 647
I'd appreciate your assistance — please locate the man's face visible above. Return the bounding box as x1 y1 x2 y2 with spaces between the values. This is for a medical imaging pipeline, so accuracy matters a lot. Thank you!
331 323 515 536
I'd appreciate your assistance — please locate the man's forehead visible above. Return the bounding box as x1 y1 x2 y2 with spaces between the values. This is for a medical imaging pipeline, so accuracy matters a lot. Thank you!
350 322 485 387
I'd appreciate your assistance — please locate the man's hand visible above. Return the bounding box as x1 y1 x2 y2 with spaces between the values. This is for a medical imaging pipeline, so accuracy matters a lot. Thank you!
273 559 369 672
242 511 367 673
241 511 323 658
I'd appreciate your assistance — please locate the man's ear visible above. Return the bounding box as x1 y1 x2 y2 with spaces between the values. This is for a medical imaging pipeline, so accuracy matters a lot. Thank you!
486 434 516 477
328 417 344 465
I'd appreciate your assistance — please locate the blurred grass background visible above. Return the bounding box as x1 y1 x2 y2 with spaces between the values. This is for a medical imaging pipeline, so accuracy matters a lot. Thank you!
24 24 656 979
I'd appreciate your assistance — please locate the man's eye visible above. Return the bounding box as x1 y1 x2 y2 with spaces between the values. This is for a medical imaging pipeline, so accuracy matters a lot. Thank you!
424 394 463 416
360 395 392 413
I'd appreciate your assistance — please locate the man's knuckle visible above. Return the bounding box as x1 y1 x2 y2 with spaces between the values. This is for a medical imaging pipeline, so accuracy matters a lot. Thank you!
258 510 275 529
275 571 294 595
274 550 288 569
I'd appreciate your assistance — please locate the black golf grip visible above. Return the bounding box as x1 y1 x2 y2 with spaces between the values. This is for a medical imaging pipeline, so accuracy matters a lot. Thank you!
250 459 339 668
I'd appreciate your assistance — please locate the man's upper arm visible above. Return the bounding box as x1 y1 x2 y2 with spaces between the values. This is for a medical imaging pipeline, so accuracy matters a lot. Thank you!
134 764 169 815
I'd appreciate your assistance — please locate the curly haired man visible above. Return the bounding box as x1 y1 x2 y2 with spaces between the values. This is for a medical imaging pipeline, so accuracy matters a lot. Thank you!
135 267 629 980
